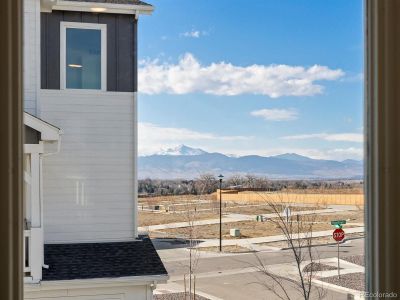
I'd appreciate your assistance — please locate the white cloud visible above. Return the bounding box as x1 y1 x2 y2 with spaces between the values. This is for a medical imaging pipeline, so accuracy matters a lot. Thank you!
282 133 363 143
138 53 344 98
340 72 363 82
324 147 363 159
294 147 363 161
138 122 252 156
181 30 207 38
251 108 298 121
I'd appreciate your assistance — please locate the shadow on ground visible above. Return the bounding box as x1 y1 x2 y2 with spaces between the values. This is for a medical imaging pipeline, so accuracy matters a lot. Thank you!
152 238 204 250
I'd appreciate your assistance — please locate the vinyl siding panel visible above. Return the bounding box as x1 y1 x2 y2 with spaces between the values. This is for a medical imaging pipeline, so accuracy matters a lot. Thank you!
39 89 135 243
24 0 40 115
41 11 137 92
24 282 150 300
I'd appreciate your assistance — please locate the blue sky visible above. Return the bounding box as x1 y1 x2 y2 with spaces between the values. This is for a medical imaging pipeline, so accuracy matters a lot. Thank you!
137 0 363 160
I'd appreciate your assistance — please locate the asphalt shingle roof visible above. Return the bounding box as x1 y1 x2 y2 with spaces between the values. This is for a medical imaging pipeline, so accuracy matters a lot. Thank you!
66 0 152 6
42 236 167 281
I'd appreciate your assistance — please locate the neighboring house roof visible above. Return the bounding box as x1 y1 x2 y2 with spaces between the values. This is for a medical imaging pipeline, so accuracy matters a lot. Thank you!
67 0 152 6
24 112 61 141
42 236 168 281
42 0 154 15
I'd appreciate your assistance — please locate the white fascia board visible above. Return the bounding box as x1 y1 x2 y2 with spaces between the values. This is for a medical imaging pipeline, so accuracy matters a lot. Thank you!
42 0 154 15
24 275 169 292
24 112 61 141
24 143 45 154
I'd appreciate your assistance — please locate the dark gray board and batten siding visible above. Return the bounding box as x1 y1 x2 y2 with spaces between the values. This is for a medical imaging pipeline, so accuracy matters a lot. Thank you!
41 11 137 92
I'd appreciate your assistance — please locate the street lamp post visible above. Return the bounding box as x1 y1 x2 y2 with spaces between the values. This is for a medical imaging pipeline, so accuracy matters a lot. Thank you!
218 174 224 252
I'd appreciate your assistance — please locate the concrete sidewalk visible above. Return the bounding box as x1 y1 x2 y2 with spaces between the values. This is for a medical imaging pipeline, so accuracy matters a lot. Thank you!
139 207 354 232
195 226 365 248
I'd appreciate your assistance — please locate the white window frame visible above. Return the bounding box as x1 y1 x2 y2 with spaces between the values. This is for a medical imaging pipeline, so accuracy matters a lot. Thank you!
60 22 107 91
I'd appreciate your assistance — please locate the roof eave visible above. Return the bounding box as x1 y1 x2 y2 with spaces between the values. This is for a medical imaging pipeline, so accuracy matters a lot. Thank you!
24 112 61 141
41 0 154 15
25 274 169 291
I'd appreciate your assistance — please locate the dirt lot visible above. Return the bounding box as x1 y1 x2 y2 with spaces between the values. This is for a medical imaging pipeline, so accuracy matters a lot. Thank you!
153 220 357 240
139 197 237 213
224 203 319 215
139 194 214 205
139 211 220 227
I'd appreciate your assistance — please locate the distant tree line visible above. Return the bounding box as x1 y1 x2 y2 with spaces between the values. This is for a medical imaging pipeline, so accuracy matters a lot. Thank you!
138 174 363 196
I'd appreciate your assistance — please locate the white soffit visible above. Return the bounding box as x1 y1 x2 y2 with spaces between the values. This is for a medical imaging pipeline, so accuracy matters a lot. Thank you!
40 0 154 15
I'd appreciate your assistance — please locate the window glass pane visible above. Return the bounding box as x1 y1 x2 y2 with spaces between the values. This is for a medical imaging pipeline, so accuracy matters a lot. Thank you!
66 28 101 89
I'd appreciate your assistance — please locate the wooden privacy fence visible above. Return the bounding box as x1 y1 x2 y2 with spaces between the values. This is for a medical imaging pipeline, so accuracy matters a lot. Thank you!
213 190 364 206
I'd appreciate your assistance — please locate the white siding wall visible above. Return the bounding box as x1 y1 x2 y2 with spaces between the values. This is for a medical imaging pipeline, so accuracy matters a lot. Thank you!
25 283 151 299
23 0 40 115
39 90 136 243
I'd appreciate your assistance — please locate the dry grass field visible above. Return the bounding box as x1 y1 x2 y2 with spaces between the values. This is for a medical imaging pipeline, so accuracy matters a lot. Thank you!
283 188 363 194
214 189 364 206
139 211 219 226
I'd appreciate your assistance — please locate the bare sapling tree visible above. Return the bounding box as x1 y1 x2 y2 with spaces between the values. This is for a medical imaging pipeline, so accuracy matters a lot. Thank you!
182 200 201 300
182 173 216 300
252 192 326 300
195 173 218 213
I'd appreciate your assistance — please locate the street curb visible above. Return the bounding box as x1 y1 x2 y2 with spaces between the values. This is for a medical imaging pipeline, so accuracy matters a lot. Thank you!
155 286 224 300
275 235 365 251
313 278 364 299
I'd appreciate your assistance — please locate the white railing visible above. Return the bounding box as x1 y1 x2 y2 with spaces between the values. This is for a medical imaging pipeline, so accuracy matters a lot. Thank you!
23 228 43 282
24 230 32 274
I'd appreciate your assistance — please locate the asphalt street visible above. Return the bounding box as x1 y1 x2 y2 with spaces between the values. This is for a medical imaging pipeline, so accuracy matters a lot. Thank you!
155 238 365 300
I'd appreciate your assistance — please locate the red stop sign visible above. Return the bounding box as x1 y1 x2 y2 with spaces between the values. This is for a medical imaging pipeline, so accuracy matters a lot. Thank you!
333 228 345 242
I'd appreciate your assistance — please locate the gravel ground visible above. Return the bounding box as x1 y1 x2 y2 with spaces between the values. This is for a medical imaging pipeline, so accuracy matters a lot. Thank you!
303 262 337 273
154 293 209 300
342 255 365 267
320 272 365 291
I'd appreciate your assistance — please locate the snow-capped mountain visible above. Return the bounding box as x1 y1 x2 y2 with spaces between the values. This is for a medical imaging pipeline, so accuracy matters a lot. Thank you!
138 145 363 180
155 144 207 156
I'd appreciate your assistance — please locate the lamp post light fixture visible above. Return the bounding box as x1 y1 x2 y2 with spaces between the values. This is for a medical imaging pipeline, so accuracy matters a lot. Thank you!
218 174 224 252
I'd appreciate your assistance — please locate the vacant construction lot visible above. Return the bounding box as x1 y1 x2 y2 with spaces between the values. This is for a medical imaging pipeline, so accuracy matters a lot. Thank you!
138 193 364 228
138 195 320 226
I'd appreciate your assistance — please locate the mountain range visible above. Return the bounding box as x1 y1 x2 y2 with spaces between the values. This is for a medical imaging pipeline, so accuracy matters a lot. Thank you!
138 145 363 180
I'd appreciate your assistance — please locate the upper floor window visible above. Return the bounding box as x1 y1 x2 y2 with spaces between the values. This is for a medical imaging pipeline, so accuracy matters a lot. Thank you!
60 22 107 90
